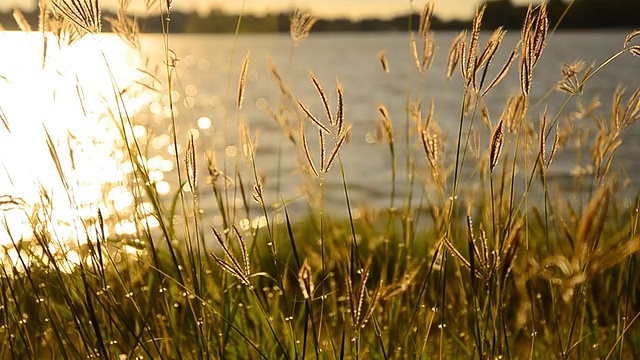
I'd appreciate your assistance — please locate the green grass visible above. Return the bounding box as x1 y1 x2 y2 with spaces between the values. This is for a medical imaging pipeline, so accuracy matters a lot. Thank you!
1 1 640 359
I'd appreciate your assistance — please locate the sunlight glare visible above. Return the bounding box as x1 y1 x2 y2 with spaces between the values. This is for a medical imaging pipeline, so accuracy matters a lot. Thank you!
0 33 161 272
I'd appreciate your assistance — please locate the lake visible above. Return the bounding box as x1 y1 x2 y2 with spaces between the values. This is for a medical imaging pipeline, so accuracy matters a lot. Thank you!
137 31 640 216
0 30 639 249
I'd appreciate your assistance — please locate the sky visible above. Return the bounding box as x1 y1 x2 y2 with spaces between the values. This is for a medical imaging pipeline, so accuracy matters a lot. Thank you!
2 0 544 20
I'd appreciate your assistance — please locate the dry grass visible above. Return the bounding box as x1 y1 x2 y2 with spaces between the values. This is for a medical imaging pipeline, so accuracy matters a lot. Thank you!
1 1 640 359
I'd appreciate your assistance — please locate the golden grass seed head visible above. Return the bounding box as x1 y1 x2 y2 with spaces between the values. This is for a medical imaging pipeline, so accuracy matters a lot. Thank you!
410 33 421 71
239 121 255 161
48 14 83 46
336 78 345 135
378 50 390 74
252 180 263 204
481 104 491 129
13 8 33 32
447 32 465 81
318 129 326 172
353 265 371 326
624 29 640 49
575 183 611 265
476 27 506 78
519 3 548 97
268 56 292 99
421 35 436 73
52 0 102 34
325 125 351 173
211 228 250 286
377 104 394 147
481 40 519 97
520 53 532 97
237 51 250 110
409 101 422 128
298 100 331 134
489 118 505 171
308 70 333 125
105 0 140 49
547 126 559 169
458 30 469 80
300 123 319 179
232 226 250 276
465 5 486 87
297 259 314 300
628 45 640 57
531 3 548 65
538 109 548 167
290 10 317 44
185 133 197 192
418 3 434 40
361 281 382 327
38 0 48 33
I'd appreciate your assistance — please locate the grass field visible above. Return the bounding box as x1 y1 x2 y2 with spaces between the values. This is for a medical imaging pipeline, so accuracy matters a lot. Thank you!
1 1 640 359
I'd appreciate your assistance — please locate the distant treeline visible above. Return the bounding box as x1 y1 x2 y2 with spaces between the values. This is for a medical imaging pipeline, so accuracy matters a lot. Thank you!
0 0 637 33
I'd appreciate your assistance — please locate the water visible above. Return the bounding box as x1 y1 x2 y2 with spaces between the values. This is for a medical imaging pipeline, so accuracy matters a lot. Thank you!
0 30 639 265
137 31 640 214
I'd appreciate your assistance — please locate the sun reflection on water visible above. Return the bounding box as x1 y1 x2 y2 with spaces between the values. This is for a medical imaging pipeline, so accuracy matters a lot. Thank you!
0 32 170 272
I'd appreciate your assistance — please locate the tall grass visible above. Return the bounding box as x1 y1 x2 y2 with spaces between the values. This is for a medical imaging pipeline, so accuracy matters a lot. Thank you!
1 1 640 359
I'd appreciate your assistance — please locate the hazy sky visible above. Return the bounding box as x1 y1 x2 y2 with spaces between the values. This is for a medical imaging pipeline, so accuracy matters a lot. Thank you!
2 0 543 20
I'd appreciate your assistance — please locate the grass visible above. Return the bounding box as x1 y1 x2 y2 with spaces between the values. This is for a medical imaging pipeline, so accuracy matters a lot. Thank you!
1 1 640 359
